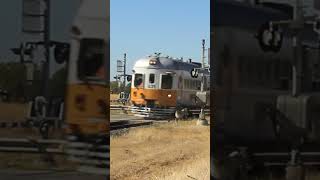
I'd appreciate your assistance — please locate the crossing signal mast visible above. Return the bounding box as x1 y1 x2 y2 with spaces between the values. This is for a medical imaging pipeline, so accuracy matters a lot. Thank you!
255 0 320 178
10 0 70 99
257 0 320 96
116 53 130 90
191 39 210 126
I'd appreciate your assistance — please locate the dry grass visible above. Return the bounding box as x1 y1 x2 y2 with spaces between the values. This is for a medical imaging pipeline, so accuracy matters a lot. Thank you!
0 102 65 138
110 120 210 180
110 94 119 101
0 103 27 122
0 102 74 171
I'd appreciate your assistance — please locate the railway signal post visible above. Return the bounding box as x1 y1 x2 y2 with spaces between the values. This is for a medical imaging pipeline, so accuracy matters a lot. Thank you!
196 39 209 126
116 53 130 89
257 0 320 179
11 0 72 138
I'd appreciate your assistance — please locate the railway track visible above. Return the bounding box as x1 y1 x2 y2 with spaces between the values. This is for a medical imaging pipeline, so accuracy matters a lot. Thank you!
0 137 109 176
250 144 320 167
110 120 153 131
217 143 320 171
111 105 210 119
0 138 65 154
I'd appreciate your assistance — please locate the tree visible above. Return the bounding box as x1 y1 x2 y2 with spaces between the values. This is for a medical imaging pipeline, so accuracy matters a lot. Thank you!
48 67 67 98
110 81 119 94
0 62 27 102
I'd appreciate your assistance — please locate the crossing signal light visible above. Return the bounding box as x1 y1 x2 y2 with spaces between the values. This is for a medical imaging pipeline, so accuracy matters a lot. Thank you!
191 68 199 78
256 22 283 53
127 75 132 82
54 43 70 64
11 43 25 63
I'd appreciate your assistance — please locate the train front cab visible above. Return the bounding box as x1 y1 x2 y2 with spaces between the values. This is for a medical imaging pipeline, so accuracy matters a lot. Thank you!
65 38 108 140
130 70 177 117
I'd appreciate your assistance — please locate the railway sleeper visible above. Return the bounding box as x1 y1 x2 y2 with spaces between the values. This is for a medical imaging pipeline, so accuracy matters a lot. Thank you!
65 135 109 176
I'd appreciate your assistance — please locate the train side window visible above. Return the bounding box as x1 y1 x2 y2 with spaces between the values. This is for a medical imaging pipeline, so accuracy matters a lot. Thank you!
134 74 144 88
184 79 190 89
194 80 200 90
161 74 173 89
149 74 155 84
186 80 190 89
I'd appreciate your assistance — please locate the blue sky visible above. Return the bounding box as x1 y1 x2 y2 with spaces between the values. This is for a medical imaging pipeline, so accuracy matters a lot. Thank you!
110 0 210 81
0 0 79 51
0 0 80 74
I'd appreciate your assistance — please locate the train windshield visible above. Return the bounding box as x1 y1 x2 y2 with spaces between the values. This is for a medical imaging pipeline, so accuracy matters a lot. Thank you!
134 74 144 88
149 74 155 84
161 74 173 89
77 38 106 82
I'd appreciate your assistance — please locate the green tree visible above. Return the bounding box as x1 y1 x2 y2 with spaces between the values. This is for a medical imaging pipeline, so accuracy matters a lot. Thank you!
110 81 119 94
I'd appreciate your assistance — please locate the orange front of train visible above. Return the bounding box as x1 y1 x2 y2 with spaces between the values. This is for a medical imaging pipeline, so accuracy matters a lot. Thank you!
130 56 178 109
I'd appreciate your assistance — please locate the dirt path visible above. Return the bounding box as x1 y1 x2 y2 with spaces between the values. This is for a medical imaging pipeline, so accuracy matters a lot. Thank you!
110 121 210 180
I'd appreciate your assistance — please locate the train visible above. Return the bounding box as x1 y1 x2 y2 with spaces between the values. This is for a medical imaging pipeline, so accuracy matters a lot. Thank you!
212 0 320 179
63 0 108 175
130 54 209 118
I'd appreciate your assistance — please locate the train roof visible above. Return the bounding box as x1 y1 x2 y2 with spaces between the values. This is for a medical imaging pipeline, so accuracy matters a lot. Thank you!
72 0 108 40
133 56 202 70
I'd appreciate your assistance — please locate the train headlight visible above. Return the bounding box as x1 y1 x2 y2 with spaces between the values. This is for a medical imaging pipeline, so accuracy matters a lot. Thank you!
149 59 157 65
75 94 86 111
168 94 172 98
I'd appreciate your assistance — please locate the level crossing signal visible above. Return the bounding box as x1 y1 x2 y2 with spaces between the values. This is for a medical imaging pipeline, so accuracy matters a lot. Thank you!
191 68 199 78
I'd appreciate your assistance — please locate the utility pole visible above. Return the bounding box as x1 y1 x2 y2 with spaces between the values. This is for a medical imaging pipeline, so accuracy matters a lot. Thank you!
291 0 304 97
43 0 50 99
197 39 209 126
123 53 126 87
208 47 210 66
200 39 207 94
202 39 206 68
